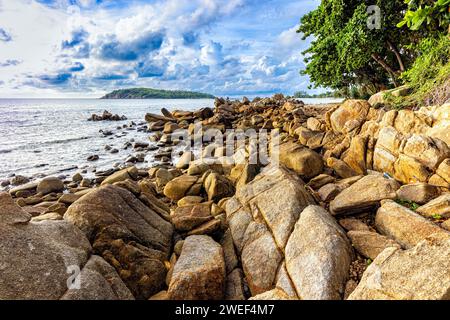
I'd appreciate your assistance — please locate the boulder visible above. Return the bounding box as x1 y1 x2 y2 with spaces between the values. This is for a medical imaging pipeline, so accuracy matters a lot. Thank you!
375 200 448 248
176 151 194 169
396 183 440 205
64 185 173 299
436 159 450 183
249 288 294 300
163 175 198 201
277 141 323 179
225 268 246 300
330 175 400 215
347 230 400 260
204 172 235 202
37 177 64 195
330 100 370 134
326 157 359 179
285 206 353 300
101 167 138 185
225 165 315 295
0 192 133 300
167 235 225 300
171 202 213 232
416 194 450 219
349 233 450 300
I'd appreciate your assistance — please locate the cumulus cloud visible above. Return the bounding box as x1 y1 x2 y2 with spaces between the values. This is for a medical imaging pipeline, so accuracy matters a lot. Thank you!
0 0 321 97
0 27 12 42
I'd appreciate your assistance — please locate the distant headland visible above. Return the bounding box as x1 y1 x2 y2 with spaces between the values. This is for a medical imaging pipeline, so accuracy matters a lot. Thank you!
101 88 215 99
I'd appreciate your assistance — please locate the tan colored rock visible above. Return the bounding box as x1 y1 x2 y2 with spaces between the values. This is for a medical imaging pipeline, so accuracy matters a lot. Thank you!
168 235 225 300
65 185 173 299
393 109 430 135
249 288 294 300
330 100 370 134
402 134 449 170
416 194 450 219
341 136 367 175
373 147 397 175
225 268 246 300
393 154 431 184
37 177 64 195
187 219 221 236
171 202 213 232
285 206 353 300
347 230 400 260
220 229 239 274
339 218 371 232
101 167 138 185
163 175 198 201
176 151 194 169
330 175 399 215
442 219 450 231
204 172 235 202
58 193 82 205
376 126 402 155
277 141 323 179
436 158 450 183
177 196 204 207
429 174 450 188
396 183 440 205
375 200 448 248
327 157 359 179
307 117 323 131
427 103 450 146
349 233 450 300
318 183 343 202
307 174 336 190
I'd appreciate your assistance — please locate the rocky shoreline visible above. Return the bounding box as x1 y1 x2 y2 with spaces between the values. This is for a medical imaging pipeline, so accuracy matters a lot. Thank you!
1 94 449 300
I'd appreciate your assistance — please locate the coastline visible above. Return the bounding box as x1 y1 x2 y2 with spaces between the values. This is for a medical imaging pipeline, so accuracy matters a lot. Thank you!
1 94 449 300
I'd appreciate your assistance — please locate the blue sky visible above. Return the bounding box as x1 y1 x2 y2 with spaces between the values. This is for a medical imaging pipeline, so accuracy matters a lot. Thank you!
0 0 320 98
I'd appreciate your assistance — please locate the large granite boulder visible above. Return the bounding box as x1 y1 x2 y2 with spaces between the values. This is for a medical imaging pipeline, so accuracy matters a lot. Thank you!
225 165 315 296
0 192 133 300
285 206 353 300
349 233 450 300
276 141 324 179
329 100 370 134
64 185 173 299
167 235 225 300
330 175 400 215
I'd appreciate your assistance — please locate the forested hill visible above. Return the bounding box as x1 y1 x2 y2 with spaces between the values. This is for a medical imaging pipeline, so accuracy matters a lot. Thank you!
101 88 215 99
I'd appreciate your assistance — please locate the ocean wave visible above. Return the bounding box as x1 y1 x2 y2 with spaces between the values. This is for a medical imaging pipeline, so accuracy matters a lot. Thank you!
42 136 91 145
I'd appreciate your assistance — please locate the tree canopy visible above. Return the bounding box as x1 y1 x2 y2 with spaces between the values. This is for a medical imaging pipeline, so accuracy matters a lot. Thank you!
297 0 449 98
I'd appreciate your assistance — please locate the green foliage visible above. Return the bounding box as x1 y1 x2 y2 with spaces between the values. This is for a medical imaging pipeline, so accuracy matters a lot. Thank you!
298 0 415 93
102 88 215 99
396 199 420 211
397 0 450 31
432 214 443 220
293 90 339 98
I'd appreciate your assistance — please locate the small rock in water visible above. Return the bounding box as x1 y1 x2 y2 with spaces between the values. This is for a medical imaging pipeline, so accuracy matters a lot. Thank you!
11 175 30 186
87 155 99 162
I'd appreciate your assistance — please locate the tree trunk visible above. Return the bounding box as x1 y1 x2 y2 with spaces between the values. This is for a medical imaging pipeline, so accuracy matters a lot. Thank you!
371 53 400 87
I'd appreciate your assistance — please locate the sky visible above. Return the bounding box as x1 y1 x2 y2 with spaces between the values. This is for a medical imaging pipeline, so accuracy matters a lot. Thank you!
0 0 320 98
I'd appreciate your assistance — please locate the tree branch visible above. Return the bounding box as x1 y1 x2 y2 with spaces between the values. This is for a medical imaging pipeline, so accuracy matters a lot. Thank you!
386 40 405 72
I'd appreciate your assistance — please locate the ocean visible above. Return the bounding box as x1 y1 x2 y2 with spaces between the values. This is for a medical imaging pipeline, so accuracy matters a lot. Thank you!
0 98 342 182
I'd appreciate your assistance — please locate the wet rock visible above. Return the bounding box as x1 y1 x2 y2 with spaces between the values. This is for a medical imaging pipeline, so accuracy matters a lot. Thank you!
167 235 225 300
10 175 30 186
285 206 353 300
330 175 400 215
375 200 448 248
87 155 99 162
349 233 450 300
64 185 173 299
72 173 83 183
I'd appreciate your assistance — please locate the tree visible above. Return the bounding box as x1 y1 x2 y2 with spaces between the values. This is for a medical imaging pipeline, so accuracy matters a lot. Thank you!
298 0 417 95
397 0 450 32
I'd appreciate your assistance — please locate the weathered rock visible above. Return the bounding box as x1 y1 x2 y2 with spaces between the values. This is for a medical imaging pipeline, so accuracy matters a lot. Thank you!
58 193 82 205
0 192 132 300
330 100 370 134
339 218 371 232
307 174 336 190
285 206 353 300
187 219 221 236
436 158 450 183
277 141 323 179
204 172 235 202
318 183 344 202
177 196 204 207
375 200 448 248
167 235 225 300
164 175 198 201
330 175 400 215
37 177 64 195
220 229 239 274
349 233 450 300
416 194 450 218
64 185 173 299
101 167 138 185
393 154 430 184
225 268 246 300
249 288 294 300
176 151 194 169
171 202 213 232
341 136 367 175
396 183 440 205
327 157 359 179
347 230 400 260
